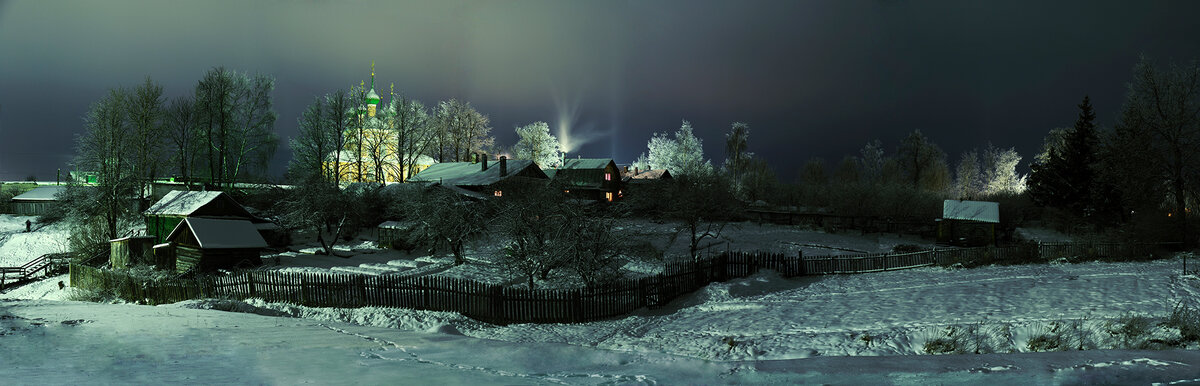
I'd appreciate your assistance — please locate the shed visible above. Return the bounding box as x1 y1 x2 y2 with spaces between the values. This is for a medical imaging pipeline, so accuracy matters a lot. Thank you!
937 200 999 246
549 158 622 202
166 217 266 273
143 190 254 244
377 220 424 252
108 236 159 269
10 185 65 216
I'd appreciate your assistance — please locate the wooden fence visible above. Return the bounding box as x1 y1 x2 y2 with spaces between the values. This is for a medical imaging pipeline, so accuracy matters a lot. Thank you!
70 241 1179 325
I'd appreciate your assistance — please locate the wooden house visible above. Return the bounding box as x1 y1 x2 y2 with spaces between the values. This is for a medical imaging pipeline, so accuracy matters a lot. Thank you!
143 190 254 244
165 217 267 273
406 155 548 198
546 158 622 202
10 185 64 216
937 200 999 246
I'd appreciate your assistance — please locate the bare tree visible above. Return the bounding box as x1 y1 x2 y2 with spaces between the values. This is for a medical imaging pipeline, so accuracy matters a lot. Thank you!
1111 56 1200 245
73 88 139 242
165 96 200 185
127 77 166 199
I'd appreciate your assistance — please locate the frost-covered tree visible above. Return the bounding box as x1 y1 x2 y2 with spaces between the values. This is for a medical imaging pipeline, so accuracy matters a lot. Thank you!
954 150 983 199
433 99 493 162
512 121 562 168
392 96 433 181
858 140 885 185
724 122 752 175
981 145 1026 195
645 120 713 177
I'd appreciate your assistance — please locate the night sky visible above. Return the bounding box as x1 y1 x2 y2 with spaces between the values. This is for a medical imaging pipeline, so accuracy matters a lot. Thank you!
2 0 1200 182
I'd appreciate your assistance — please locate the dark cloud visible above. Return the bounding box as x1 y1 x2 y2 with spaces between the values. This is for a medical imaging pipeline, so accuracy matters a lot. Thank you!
2 0 1200 181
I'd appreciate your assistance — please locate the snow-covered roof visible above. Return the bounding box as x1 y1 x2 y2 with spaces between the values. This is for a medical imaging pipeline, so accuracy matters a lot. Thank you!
10 185 65 201
942 200 999 223
623 169 672 181
559 158 615 170
168 217 267 249
406 159 547 187
144 190 250 217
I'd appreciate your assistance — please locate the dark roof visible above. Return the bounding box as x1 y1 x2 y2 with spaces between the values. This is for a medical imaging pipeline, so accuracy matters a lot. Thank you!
559 158 615 170
407 159 547 187
11 185 65 201
167 217 267 249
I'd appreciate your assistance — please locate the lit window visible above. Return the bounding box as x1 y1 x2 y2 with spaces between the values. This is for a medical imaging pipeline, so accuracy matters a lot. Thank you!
605 192 613 202
494 190 502 197
605 172 612 181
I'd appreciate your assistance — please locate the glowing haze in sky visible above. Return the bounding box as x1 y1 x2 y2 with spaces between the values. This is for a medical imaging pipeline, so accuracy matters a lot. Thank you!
2 0 1200 180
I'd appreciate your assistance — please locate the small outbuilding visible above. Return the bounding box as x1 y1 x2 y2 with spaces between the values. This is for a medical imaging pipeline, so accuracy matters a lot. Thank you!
937 200 999 246
166 217 267 273
10 185 65 216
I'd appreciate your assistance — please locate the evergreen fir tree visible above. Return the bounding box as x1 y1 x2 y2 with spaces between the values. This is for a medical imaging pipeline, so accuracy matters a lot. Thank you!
1028 96 1100 218
1061 96 1099 216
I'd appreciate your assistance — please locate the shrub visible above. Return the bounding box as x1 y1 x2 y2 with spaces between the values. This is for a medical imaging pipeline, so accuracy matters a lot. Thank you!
1027 333 1063 352
923 337 958 354
1166 301 1200 343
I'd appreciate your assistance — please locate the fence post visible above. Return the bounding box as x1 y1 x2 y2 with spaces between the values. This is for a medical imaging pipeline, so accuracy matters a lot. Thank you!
247 271 256 298
570 290 582 323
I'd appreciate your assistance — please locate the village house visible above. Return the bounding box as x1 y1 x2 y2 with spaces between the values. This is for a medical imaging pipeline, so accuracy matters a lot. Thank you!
546 158 622 202
165 217 267 273
143 190 285 247
405 155 548 198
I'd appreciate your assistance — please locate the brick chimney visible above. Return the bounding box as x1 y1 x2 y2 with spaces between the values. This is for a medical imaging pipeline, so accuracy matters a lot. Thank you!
481 153 488 171
500 156 508 177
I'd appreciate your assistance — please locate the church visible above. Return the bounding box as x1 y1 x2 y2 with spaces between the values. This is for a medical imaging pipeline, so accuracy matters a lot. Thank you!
329 63 435 184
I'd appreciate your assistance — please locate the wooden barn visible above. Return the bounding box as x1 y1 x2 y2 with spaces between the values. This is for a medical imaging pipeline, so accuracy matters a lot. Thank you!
545 158 622 202
937 200 1000 246
9 185 64 216
406 155 549 198
143 190 255 244
165 217 267 273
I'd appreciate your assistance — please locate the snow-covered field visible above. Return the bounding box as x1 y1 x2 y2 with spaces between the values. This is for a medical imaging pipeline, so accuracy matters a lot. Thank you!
0 214 68 266
4 215 1200 383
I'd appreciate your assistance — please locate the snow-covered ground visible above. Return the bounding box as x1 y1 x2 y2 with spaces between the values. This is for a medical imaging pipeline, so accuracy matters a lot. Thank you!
5 215 1200 383
0 215 69 266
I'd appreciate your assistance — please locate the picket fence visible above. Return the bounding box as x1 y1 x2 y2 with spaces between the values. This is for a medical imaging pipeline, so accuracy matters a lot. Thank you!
70 241 1177 325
